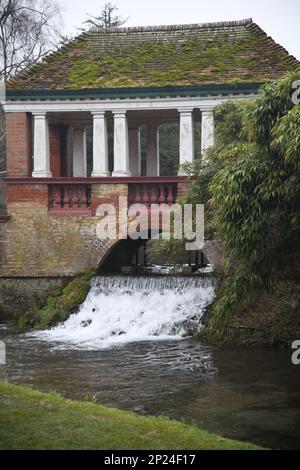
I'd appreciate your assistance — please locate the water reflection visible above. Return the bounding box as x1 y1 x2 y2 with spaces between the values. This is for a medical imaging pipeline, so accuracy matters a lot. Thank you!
1 325 300 450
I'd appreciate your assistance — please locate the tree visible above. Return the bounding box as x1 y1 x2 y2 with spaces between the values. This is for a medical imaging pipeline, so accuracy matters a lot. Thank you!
0 0 62 212
209 72 300 284
0 0 62 81
82 2 128 30
183 71 300 338
0 101 5 212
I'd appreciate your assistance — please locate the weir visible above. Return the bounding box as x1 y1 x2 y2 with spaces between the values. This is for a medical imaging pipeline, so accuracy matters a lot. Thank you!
31 275 216 349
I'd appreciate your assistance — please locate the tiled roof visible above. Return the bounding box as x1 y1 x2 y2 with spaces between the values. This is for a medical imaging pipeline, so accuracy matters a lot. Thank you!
7 19 299 92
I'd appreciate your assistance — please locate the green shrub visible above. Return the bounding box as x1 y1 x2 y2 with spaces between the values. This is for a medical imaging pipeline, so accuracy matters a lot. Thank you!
186 70 300 342
18 271 96 331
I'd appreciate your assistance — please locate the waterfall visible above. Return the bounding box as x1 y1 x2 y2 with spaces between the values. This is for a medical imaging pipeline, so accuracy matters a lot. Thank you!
31 275 216 350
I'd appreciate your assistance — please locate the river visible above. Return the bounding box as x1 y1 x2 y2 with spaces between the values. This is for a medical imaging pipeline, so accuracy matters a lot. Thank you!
0 275 300 450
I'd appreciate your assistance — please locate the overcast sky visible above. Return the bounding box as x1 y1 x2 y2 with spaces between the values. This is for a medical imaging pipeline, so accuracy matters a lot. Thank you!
59 0 300 60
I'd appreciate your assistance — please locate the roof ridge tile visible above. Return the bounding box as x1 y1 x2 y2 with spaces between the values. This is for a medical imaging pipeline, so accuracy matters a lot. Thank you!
90 18 253 34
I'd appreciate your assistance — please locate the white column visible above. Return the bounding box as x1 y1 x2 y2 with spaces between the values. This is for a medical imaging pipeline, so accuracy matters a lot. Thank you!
73 128 87 177
129 127 141 177
112 111 131 177
179 109 194 167
32 113 52 178
146 125 160 177
201 110 214 155
92 112 110 177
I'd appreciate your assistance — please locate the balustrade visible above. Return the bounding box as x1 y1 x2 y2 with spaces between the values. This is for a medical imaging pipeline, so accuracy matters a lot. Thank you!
128 183 178 208
48 184 92 215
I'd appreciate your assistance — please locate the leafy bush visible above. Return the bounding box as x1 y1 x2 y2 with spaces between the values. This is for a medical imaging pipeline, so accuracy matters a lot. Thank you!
18 271 96 331
187 70 300 333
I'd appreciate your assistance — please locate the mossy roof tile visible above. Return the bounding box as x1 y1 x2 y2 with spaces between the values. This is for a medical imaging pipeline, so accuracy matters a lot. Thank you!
7 19 299 92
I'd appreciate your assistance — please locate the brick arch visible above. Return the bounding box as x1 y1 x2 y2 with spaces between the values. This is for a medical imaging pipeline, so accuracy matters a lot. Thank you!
96 227 161 272
96 238 119 271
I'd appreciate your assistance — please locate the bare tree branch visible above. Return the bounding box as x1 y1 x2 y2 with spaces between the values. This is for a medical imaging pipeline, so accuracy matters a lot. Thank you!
0 0 63 212
0 0 63 81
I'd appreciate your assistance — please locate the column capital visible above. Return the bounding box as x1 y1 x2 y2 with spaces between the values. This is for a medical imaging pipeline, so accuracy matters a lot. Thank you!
177 108 194 114
112 110 127 117
91 111 106 117
32 112 47 119
200 107 214 115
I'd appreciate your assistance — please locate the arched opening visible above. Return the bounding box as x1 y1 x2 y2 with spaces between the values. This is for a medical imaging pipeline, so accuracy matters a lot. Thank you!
99 238 146 273
99 235 209 274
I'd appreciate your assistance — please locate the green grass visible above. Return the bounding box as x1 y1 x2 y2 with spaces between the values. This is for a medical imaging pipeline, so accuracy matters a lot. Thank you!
0 381 264 450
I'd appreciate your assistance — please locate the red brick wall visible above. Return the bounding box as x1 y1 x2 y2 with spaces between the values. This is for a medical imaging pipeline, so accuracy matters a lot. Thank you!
49 125 62 178
0 183 125 277
0 181 187 277
6 184 48 205
6 113 32 177
6 114 69 178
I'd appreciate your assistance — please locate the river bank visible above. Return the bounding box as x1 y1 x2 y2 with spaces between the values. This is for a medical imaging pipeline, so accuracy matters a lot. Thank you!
1 324 299 450
201 278 300 349
1 273 299 449
0 273 95 329
0 381 262 450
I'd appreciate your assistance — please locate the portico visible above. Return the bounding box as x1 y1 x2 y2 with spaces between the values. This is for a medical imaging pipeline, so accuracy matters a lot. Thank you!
1 18 297 277
28 105 215 179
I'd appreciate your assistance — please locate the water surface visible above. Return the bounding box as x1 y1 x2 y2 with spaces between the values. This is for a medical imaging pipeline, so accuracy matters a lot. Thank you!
1 324 299 450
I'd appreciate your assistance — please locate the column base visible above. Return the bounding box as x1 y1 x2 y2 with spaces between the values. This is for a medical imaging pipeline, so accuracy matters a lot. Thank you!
32 172 52 178
112 171 131 177
91 172 111 178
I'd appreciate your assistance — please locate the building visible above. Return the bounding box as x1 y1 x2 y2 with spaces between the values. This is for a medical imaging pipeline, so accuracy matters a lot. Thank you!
0 18 298 277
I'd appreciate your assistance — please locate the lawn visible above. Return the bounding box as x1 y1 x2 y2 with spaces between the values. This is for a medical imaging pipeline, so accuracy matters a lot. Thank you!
0 381 263 450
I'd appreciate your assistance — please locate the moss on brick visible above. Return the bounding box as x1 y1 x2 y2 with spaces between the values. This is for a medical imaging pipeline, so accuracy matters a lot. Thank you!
18 271 96 331
0 278 67 322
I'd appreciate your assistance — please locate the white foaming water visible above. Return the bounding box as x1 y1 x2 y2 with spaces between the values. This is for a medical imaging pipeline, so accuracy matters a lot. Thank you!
31 276 216 350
